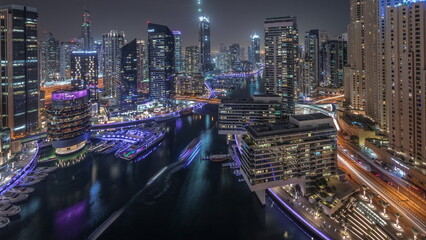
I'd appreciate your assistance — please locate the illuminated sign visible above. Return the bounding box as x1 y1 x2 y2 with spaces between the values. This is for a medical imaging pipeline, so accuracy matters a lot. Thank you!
52 89 88 101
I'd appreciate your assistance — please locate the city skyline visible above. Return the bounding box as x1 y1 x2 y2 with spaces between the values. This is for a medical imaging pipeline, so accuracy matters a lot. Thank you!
3 0 349 49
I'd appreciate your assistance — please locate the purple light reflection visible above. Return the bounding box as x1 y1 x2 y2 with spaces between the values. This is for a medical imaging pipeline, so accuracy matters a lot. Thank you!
52 89 88 101
54 199 89 240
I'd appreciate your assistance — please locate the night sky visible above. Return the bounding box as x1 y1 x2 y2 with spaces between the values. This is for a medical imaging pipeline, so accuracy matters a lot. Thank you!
3 0 349 50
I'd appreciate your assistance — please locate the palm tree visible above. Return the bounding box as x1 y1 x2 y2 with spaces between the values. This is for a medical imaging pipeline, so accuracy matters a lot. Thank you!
362 185 368 198
381 200 389 216
394 213 401 228
412 227 419 240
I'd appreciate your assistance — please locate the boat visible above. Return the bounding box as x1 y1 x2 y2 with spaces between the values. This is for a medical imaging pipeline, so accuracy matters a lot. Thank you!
19 176 42 186
0 216 10 229
28 172 48 179
179 107 193 116
0 203 20 217
34 166 57 173
154 112 179 123
201 154 230 163
8 187 34 194
0 192 28 203
118 130 166 161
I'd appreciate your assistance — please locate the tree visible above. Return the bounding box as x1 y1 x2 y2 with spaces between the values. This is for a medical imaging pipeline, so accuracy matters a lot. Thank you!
381 200 389 216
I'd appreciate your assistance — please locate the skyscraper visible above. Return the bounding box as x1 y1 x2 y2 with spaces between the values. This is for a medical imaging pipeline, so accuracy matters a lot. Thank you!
199 15 212 72
148 23 175 99
173 31 183 73
264 16 298 115
323 35 347 88
386 1 426 166
60 40 80 80
121 39 146 95
102 30 126 97
40 32 60 86
185 46 199 74
81 9 92 50
229 43 241 71
71 51 99 99
249 34 261 66
304 29 328 95
344 0 367 111
0 5 39 138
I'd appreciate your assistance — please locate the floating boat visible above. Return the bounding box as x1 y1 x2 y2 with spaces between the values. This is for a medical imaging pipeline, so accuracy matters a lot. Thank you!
0 216 10 229
19 176 42 186
0 203 20 217
28 172 48 179
154 112 180 123
0 192 28 203
34 166 57 173
201 154 230 162
8 187 34 194
118 130 166 161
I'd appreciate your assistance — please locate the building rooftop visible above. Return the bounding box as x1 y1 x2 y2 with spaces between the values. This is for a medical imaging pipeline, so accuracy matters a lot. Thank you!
292 113 331 122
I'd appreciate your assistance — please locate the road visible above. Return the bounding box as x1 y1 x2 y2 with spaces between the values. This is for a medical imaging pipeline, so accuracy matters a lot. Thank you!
337 145 426 234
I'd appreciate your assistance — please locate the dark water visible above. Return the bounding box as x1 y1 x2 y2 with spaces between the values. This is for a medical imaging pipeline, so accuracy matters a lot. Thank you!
1 76 310 240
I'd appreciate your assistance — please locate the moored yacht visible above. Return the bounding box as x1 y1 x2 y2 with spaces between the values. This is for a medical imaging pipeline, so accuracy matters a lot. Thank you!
0 216 10 229
0 192 28 203
0 202 20 217
8 187 34 194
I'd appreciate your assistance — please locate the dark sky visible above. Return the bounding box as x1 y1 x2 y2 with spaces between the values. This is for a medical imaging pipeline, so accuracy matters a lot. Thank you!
4 0 349 50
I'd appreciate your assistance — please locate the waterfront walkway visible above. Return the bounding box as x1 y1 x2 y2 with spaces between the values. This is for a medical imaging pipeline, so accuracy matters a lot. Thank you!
268 187 343 240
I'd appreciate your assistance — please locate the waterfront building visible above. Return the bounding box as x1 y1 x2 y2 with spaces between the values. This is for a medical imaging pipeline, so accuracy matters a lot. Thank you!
102 30 126 97
40 32 60 85
239 113 338 204
218 95 283 135
344 0 367 111
264 16 298 115
173 31 183 73
60 41 80 80
0 128 11 165
148 23 175 99
70 51 99 99
81 9 93 51
386 1 426 166
0 5 39 139
249 34 261 66
175 73 205 97
47 89 91 155
185 46 200 74
121 39 146 95
199 15 212 72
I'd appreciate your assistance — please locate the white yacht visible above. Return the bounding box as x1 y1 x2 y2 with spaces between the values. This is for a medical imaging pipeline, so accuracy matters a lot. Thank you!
19 176 42 186
0 203 20 217
0 192 28 203
34 166 57 173
8 187 34 194
0 216 10 228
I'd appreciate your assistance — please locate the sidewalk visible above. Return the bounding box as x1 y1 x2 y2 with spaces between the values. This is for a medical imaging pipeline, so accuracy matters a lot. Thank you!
268 187 344 240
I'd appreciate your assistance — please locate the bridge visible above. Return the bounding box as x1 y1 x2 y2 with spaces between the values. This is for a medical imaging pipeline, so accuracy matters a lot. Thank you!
174 96 222 104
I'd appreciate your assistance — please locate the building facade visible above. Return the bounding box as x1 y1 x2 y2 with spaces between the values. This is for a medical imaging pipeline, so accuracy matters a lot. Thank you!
386 1 426 166
121 39 146 95
239 113 338 204
40 32 60 86
185 46 199 74
175 73 205 97
81 9 92 51
102 30 126 97
47 89 91 155
264 16 298 115
249 34 261 66
218 95 283 135
70 51 99 99
148 23 175 99
199 16 212 72
0 5 39 139
173 31 183 73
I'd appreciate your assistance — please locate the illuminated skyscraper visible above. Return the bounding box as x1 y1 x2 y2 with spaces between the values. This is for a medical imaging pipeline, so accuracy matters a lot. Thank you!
0 5 39 138
60 40 80 80
185 46 199 74
102 30 126 97
249 34 261 66
304 29 328 94
121 39 146 95
323 35 347 88
386 1 426 166
229 43 241 71
199 16 212 72
264 16 298 115
173 31 183 73
148 23 175 99
40 32 60 85
81 9 92 50
71 51 98 99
